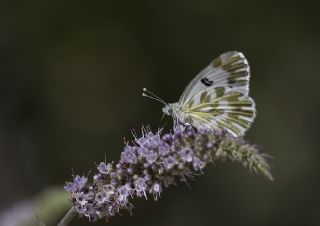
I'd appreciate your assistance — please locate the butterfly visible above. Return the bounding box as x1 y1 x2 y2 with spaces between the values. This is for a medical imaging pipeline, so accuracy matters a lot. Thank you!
143 51 256 137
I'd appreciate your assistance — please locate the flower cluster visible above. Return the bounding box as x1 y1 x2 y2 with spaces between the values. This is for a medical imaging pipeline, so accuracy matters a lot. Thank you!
64 126 272 222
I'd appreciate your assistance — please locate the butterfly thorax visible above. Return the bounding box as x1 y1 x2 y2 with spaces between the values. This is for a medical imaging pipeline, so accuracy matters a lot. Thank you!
162 103 189 123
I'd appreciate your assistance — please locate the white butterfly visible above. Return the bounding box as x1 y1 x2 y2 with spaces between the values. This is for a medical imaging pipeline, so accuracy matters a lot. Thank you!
143 51 256 137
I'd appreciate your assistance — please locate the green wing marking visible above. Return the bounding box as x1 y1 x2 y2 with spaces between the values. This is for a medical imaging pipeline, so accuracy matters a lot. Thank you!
184 88 256 137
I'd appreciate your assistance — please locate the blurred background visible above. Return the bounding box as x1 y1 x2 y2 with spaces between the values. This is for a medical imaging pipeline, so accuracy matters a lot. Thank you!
0 0 320 225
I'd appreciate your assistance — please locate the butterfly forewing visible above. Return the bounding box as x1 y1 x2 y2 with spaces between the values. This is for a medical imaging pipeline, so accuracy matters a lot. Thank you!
183 87 256 137
179 51 250 105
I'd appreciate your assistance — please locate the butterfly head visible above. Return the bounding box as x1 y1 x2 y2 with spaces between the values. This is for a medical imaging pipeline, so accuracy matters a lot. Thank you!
162 104 173 116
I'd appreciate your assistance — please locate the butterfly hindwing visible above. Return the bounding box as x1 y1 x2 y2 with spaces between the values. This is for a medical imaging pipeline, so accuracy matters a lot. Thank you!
183 87 256 137
179 51 250 105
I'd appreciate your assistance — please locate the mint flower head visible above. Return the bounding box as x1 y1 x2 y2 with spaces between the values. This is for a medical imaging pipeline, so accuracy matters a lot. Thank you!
64 126 272 222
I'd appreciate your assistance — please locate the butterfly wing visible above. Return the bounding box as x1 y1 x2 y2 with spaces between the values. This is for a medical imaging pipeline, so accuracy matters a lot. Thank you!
179 51 250 104
182 87 256 137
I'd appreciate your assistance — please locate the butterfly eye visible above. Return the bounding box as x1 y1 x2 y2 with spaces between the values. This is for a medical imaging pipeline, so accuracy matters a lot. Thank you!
162 106 172 115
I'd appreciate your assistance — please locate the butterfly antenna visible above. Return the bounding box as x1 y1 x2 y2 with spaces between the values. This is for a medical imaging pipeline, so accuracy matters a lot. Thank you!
142 88 167 105
142 92 164 104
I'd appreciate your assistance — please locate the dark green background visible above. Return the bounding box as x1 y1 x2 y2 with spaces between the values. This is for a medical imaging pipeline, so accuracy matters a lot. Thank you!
1 0 320 225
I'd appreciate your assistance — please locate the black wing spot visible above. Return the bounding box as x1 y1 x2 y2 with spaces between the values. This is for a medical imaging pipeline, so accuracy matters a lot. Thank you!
201 78 214 87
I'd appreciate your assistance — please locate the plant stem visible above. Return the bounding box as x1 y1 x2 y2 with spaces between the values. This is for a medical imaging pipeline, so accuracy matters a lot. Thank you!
57 207 76 226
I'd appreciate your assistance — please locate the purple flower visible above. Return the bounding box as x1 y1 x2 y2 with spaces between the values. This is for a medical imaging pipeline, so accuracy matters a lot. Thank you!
97 162 113 174
95 191 108 204
192 157 206 171
121 147 138 164
145 150 158 163
149 183 162 200
64 175 88 192
162 134 173 143
136 147 149 157
117 185 131 204
179 147 193 162
134 178 147 198
206 142 213 149
83 205 95 218
75 193 88 206
158 143 170 156
73 176 88 189
163 156 176 170
135 136 148 147
64 126 273 222
64 182 75 192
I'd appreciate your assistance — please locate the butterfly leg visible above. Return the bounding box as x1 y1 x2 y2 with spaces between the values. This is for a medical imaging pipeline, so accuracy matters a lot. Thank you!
183 122 197 133
173 117 186 132
174 120 195 133
173 117 179 128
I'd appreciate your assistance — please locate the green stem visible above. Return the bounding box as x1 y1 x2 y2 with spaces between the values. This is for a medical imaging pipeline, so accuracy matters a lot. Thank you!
57 207 77 226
